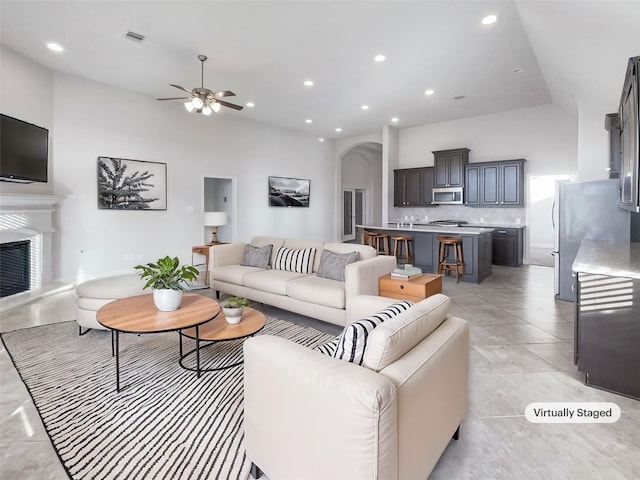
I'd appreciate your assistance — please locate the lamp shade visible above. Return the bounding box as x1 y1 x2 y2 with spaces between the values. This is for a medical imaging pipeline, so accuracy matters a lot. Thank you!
203 211 229 227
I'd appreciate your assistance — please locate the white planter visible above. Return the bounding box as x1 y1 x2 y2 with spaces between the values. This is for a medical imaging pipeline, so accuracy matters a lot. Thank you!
153 289 183 311
222 306 244 324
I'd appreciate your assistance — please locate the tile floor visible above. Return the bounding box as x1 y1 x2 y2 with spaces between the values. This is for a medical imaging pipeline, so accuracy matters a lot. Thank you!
1 265 639 479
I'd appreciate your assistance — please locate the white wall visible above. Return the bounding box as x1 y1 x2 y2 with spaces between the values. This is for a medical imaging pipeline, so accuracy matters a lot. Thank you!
49 72 335 281
577 100 610 180
0 47 54 195
399 104 577 174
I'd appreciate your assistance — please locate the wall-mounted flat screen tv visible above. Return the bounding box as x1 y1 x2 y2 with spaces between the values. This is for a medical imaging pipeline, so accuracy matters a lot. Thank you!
0 114 49 183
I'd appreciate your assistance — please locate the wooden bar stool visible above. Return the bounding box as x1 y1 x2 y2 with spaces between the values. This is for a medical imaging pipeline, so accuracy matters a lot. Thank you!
391 235 413 264
363 231 379 247
437 236 464 283
374 234 390 255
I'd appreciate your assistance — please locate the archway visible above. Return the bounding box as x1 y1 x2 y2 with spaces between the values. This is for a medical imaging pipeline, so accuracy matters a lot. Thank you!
340 142 383 241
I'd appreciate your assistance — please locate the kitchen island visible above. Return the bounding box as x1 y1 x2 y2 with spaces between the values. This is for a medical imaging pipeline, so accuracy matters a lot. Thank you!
356 224 494 283
571 240 640 400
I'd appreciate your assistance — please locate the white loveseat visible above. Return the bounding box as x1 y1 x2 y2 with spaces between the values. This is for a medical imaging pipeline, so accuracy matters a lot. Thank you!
209 236 397 326
244 293 470 480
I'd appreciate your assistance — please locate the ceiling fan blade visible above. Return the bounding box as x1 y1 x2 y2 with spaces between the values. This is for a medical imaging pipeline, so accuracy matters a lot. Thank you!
216 99 244 111
157 97 192 101
212 90 235 98
170 84 194 94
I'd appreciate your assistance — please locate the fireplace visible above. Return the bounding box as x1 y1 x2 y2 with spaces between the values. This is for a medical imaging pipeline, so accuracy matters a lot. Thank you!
0 240 31 297
0 194 62 301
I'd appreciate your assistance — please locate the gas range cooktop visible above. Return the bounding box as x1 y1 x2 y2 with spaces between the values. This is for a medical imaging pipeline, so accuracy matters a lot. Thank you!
426 220 469 227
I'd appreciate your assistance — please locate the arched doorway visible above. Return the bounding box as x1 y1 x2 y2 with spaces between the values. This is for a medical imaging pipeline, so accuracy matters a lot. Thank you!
340 142 383 241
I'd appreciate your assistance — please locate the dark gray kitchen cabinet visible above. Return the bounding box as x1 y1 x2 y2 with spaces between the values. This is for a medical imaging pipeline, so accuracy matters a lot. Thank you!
419 167 434 205
394 169 420 206
433 148 469 187
605 113 622 179
394 167 434 206
464 159 526 207
491 227 523 266
575 272 640 400
501 162 523 205
465 165 480 205
481 164 500 205
412 232 434 270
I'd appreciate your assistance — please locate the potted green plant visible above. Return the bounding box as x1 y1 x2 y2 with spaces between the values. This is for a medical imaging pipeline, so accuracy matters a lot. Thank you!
221 296 250 324
134 256 200 311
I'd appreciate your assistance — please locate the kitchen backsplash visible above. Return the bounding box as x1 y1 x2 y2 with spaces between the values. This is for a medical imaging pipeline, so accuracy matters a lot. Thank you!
390 205 526 226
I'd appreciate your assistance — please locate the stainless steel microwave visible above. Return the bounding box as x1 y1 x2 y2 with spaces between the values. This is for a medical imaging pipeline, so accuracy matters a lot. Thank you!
432 187 464 204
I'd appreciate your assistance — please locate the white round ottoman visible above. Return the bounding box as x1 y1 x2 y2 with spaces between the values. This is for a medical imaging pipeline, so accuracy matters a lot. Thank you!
76 274 147 333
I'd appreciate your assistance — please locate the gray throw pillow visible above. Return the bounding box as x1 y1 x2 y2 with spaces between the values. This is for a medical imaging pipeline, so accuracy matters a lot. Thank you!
316 249 359 281
241 244 273 268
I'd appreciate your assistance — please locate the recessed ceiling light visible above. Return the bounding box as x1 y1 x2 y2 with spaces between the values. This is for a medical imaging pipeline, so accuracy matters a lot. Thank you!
512 67 526 74
245 102 255 107
303 80 314 87
361 105 369 110
528 91 536 96
391 117 399 123
335 128 342 132
482 14 498 25
318 137 325 142
46 42 64 52
424 89 435 96
305 119 313 124
374 54 386 62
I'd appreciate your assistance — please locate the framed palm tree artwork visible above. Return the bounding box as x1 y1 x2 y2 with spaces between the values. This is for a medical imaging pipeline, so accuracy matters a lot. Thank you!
97 156 167 210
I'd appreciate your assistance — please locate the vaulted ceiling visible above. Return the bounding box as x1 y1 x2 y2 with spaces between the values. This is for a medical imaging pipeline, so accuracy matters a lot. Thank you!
1 1 639 138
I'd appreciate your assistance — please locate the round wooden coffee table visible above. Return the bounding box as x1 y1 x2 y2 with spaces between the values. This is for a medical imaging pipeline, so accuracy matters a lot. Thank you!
179 306 265 372
97 292 221 392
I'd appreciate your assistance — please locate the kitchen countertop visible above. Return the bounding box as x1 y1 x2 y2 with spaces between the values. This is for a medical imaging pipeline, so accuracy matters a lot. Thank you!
572 240 640 280
467 223 525 229
357 224 495 235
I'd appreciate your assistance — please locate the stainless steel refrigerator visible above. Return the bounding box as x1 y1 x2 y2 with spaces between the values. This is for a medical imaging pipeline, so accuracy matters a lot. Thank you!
553 179 630 301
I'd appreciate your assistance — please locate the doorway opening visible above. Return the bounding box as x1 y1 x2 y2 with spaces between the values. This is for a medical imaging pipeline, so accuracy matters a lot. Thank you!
343 188 368 242
340 142 382 242
202 176 237 244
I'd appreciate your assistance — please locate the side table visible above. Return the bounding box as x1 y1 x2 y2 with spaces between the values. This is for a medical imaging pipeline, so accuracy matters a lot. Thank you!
378 273 442 302
192 243 227 286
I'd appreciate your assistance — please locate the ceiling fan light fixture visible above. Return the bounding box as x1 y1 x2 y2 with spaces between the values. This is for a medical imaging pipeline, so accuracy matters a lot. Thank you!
158 55 243 115
192 97 204 109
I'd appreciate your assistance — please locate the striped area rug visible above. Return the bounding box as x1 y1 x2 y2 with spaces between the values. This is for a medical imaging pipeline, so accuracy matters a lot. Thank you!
2 317 333 480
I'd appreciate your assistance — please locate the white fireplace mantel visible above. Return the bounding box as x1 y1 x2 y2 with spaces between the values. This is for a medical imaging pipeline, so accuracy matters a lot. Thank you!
1 193 65 304
0 192 64 211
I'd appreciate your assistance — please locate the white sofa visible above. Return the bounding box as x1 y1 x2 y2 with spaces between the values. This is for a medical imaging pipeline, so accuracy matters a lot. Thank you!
244 293 470 480
209 236 397 326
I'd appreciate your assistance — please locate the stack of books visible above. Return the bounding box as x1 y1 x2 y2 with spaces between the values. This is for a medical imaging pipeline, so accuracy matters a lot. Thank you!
391 266 423 279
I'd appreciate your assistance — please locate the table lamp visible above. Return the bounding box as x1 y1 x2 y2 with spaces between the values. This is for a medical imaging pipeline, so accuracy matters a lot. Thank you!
203 211 229 244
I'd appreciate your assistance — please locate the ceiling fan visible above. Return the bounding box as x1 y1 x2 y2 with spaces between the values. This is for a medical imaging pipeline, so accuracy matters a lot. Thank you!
157 55 243 115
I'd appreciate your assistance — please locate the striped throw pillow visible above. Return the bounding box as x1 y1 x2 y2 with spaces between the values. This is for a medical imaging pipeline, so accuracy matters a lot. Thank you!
273 247 316 274
334 300 414 366
314 337 339 356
